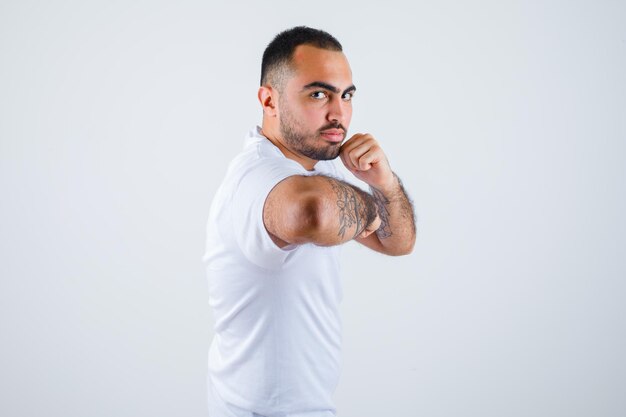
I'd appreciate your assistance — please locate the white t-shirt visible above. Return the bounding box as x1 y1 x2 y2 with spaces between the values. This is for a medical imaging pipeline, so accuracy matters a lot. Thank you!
203 126 344 416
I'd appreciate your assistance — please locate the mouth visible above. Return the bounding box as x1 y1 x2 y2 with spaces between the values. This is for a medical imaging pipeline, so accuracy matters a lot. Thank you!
320 129 345 143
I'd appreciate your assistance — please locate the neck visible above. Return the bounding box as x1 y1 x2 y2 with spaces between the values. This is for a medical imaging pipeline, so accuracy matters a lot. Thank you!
260 122 317 171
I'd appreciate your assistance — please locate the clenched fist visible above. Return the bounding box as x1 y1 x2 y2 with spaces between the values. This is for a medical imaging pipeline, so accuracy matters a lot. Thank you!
339 133 396 192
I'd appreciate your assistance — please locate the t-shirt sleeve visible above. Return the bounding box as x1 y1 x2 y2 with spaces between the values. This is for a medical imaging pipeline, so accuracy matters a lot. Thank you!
232 159 303 270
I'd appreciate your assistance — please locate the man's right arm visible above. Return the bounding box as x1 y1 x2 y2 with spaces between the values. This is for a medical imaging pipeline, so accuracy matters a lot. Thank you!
263 175 381 248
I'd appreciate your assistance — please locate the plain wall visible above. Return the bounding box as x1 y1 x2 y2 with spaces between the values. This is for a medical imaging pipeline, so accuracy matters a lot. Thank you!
1 1 625 416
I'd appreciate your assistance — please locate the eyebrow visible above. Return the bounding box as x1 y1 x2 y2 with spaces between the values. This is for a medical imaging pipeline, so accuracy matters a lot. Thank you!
302 81 357 95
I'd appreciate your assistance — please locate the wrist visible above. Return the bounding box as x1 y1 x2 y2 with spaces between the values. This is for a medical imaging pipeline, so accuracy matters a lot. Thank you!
372 172 401 197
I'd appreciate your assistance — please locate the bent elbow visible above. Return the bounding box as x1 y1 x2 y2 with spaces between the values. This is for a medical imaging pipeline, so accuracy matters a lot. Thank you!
401 240 416 256
387 232 416 256
403 233 417 255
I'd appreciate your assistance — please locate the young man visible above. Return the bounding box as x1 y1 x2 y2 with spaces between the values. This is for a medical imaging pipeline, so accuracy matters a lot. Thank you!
203 26 416 417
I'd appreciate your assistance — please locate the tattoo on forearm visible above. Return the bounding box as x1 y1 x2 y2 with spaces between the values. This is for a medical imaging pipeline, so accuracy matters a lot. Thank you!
371 173 416 239
371 188 392 239
329 179 377 239
330 181 360 238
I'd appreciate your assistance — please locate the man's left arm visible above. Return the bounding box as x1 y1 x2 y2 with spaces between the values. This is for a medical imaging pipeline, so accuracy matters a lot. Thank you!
339 133 416 256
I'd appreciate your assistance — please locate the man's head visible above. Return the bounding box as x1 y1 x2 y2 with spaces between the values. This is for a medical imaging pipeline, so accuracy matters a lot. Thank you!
261 26 343 92
258 27 355 169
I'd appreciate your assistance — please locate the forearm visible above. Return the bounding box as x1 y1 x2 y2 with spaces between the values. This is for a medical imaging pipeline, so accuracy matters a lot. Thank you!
367 173 416 255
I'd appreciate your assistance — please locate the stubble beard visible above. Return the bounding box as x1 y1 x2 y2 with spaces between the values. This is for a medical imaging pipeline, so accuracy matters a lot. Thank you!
279 108 344 162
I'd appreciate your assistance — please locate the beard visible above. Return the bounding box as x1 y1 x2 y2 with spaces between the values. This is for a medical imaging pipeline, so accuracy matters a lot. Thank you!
278 107 345 161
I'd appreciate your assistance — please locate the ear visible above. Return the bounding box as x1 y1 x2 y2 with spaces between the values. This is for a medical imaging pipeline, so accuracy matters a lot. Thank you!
258 86 278 117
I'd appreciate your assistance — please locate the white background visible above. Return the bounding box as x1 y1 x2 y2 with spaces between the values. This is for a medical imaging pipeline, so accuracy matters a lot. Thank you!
1 1 625 416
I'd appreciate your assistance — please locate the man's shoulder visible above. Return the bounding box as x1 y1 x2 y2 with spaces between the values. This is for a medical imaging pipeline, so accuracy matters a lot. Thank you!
224 127 302 179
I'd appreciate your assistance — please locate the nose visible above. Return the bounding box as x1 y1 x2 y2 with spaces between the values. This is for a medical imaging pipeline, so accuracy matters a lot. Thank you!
327 96 349 125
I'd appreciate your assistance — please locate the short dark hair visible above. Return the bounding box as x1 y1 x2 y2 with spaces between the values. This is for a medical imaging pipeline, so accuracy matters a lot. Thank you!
260 26 343 89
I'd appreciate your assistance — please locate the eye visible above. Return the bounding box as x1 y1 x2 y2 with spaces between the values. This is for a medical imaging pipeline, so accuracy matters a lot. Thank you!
311 91 328 100
342 92 354 101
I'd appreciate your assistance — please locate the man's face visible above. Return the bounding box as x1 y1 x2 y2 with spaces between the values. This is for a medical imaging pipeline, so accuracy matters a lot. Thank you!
277 45 355 162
